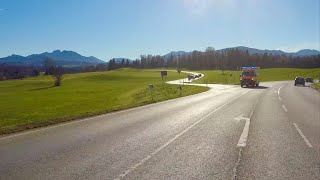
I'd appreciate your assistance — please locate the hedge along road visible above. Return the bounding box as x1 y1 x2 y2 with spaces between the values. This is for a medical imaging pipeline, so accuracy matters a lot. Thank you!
0 70 319 179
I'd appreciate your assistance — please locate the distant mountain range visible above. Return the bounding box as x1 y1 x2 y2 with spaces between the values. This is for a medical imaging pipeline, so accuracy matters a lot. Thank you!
1 47 319 67
220 46 320 57
0 50 105 67
164 46 320 59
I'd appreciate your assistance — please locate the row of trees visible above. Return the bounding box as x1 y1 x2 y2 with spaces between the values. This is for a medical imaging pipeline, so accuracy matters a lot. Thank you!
108 59 131 70
0 64 40 80
0 63 109 82
128 48 320 70
0 58 108 86
43 58 108 75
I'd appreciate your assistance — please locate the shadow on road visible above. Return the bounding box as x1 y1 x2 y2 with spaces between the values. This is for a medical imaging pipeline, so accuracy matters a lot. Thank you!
242 86 269 89
295 83 314 87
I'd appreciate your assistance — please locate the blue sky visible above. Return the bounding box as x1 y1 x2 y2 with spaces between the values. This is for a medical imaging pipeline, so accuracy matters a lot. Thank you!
0 0 319 61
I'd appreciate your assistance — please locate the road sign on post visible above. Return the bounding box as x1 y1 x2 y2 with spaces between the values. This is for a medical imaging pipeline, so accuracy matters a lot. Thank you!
161 71 167 81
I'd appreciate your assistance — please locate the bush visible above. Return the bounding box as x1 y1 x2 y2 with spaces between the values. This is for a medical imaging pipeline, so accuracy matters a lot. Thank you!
52 66 64 86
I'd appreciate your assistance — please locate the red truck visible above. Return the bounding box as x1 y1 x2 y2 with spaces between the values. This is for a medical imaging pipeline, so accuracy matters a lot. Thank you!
240 66 260 87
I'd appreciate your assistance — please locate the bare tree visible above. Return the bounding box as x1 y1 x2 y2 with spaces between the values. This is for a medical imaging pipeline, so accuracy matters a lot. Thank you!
52 66 64 86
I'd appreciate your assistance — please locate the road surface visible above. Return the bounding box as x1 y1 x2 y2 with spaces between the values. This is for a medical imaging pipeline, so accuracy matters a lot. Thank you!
0 79 319 179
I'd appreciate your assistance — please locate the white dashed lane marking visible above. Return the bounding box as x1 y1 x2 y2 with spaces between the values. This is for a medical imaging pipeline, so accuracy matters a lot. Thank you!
277 85 284 101
278 86 284 96
282 105 288 112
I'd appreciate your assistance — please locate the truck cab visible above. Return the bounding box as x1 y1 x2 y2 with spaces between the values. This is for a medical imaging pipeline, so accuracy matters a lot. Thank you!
240 66 260 87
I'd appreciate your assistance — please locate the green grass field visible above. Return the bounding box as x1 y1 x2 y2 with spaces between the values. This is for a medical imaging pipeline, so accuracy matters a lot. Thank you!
195 68 320 85
1 68 319 134
0 68 208 134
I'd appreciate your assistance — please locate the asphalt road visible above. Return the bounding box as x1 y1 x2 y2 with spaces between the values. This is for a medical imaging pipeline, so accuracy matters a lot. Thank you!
0 81 319 179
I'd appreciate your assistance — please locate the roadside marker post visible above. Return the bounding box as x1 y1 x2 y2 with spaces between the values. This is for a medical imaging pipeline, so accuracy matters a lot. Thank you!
148 84 154 101
177 68 181 84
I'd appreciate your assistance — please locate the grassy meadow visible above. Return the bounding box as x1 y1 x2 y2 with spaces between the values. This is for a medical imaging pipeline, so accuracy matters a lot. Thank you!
195 68 320 85
0 68 208 134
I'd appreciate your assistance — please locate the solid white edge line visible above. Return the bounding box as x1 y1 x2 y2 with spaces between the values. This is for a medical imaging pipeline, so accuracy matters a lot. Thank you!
114 90 252 180
282 104 288 112
293 123 313 148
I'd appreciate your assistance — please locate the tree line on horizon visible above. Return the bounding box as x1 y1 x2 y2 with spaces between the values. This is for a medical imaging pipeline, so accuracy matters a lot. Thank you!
130 48 320 70
1 48 319 81
0 58 108 81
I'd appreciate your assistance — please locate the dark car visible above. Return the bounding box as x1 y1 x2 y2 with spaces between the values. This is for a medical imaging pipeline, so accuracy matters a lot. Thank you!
305 77 313 83
294 77 305 86
188 75 195 81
